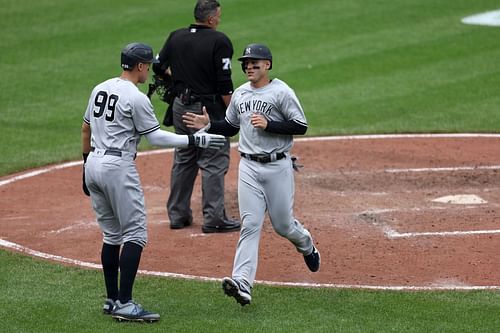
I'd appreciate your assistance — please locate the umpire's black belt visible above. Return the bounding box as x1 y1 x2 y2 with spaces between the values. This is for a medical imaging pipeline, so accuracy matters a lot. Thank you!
177 92 218 105
240 152 286 163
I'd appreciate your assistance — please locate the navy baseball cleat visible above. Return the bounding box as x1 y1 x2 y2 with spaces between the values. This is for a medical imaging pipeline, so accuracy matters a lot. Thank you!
222 277 251 306
304 246 321 272
102 298 116 315
111 300 160 322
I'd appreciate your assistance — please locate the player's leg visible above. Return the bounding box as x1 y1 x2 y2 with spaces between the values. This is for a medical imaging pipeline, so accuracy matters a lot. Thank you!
99 157 147 303
117 241 142 303
265 158 314 254
89 190 121 302
231 159 267 290
86 156 123 311
106 157 159 321
101 243 120 312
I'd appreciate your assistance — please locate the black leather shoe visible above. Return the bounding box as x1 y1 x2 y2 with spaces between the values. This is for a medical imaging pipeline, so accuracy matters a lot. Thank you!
170 218 192 230
304 246 321 272
202 219 241 233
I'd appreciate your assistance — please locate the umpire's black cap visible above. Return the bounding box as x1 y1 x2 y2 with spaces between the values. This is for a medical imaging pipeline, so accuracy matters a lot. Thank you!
121 42 159 70
238 43 272 70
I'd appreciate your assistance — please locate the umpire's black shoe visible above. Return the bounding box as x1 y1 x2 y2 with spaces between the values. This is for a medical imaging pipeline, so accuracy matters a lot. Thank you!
170 217 192 230
304 246 321 272
202 219 241 233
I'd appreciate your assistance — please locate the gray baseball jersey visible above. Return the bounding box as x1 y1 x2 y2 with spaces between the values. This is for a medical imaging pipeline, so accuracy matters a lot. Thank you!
83 78 160 154
83 77 159 247
225 78 314 292
225 78 307 155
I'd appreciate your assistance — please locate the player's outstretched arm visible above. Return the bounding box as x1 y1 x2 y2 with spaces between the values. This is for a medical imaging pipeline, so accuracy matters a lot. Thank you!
183 106 211 130
183 107 239 137
144 128 226 150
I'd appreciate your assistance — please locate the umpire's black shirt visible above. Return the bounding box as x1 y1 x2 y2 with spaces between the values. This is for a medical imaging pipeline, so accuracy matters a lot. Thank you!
154 24 234 100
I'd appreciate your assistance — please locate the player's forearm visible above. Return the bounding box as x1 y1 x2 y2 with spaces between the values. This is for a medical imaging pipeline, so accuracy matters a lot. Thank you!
221 94 232 107
209 119 239 137
265 119 307 135
81 122 92 154
145 129 189 147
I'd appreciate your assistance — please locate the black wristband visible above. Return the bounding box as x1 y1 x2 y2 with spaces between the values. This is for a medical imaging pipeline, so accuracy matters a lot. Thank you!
83 153 89 163
187 135 195 146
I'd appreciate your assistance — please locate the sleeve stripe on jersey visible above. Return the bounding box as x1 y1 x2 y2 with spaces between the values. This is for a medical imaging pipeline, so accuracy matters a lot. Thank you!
83 117 90 124
293 119 308 127
225 117 240 128
138 124 161 135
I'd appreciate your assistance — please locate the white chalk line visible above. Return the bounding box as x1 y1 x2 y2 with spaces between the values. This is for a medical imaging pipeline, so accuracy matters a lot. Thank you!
2 133 500 291
386 165 500 173
359 207 500 239
1 238 498 291
47 220 96 235
384 226 500 239
0 216 32 221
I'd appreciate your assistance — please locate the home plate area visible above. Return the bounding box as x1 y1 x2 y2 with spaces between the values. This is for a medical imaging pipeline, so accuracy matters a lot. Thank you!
2 134 500 289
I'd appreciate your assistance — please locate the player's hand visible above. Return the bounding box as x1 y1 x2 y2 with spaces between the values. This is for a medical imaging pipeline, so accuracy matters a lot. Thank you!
183 106 211 130
192 131 226 150
250 112 268 129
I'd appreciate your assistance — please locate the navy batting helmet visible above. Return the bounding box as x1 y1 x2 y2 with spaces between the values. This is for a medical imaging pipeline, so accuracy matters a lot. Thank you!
121 42 159 70
238 43 272 71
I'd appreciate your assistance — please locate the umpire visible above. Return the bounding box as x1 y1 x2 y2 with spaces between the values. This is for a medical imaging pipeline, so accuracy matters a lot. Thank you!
153 0 240 233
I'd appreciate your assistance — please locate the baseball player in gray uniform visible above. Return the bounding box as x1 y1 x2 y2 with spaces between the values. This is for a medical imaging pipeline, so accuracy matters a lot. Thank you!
183 43 320 306
81 42 226 321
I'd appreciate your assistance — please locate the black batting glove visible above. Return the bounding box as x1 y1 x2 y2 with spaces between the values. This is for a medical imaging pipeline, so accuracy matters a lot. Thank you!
82 153 90 196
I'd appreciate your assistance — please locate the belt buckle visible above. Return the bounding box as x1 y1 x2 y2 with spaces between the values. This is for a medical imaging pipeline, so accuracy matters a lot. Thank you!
93 148 105 157
255 155 270 163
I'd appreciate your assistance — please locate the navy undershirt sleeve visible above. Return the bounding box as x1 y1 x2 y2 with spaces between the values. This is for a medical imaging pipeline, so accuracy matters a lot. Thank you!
208 119 240 137
265 120 308 135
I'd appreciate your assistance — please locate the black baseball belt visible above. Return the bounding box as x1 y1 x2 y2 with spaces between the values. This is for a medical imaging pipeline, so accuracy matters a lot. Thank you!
240 152 286 164
90 147 136 160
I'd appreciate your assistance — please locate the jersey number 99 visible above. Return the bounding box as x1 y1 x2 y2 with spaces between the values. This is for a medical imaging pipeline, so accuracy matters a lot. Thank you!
94 91 119 122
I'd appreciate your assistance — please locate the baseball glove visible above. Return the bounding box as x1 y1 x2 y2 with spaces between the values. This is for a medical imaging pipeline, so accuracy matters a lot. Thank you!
291 155 304 172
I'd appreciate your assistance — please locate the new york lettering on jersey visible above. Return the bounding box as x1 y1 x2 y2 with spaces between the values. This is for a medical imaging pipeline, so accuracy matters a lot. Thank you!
237 99 274 115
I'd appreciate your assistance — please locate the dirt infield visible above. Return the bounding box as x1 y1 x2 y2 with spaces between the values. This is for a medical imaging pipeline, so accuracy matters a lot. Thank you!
2 135 500 289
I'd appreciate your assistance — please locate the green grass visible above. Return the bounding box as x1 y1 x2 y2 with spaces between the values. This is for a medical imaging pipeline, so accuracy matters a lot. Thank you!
1 0 500 331
2 249 500 333
2 0 500 174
